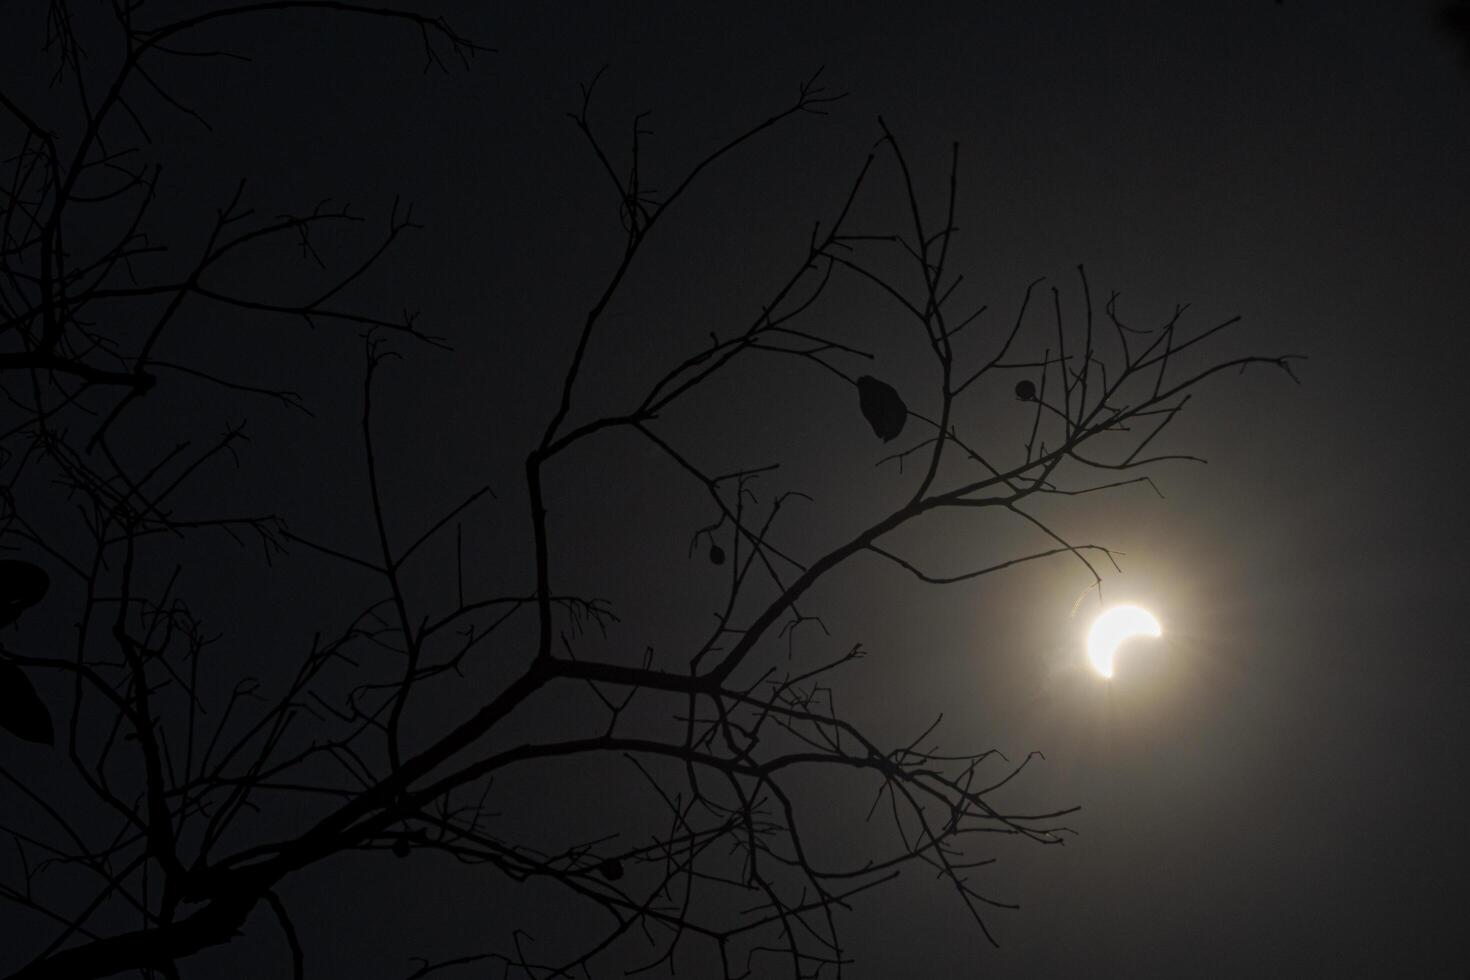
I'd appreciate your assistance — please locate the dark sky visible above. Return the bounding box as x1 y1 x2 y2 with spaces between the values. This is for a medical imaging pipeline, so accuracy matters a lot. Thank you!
4 1 1469 977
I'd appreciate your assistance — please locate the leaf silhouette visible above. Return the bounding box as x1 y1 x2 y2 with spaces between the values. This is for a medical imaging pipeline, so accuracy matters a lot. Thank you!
0 560 49 628
856 376 907 442
709 544 726 565
0 659 54 746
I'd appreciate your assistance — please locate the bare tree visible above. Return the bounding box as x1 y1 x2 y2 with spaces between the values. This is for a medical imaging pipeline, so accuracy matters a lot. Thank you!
0 5 1300 979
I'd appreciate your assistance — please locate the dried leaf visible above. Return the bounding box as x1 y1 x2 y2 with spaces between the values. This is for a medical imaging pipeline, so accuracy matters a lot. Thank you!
0 659 54 746
856 376 907 442
0 560 48 629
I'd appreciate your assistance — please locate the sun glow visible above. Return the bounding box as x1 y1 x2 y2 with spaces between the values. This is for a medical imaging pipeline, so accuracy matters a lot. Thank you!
1086 605 1162 678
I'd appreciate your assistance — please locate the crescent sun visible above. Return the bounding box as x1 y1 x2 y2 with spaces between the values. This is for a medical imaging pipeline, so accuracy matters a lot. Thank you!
1086 605 1162 678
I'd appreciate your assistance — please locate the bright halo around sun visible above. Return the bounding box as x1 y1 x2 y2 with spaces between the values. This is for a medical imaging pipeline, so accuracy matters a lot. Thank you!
1086 605 1162 679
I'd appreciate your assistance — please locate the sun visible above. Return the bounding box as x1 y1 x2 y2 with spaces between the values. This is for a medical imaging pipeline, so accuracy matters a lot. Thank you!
1086 605 1162 678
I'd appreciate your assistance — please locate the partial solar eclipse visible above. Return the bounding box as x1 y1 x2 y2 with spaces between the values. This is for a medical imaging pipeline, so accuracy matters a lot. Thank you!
1086 605 1161 678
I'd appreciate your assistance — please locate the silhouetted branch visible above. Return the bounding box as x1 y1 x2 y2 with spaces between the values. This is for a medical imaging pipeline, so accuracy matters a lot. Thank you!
0 6 1298 978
